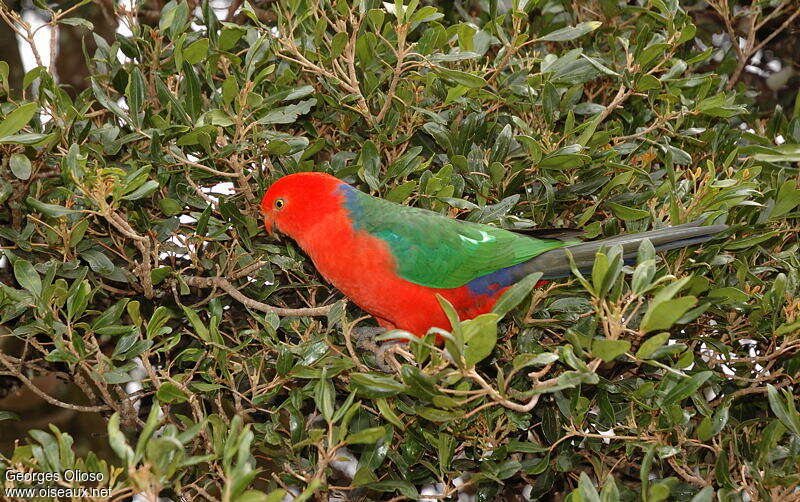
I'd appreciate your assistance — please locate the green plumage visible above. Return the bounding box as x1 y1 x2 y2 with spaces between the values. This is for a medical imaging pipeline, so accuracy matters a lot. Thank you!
341 186 568 289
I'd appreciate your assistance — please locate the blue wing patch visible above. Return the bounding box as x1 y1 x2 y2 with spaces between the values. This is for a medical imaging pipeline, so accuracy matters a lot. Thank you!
466 262 529 296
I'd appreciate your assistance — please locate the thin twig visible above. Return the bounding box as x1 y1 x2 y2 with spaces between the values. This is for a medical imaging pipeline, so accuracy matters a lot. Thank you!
376 25 407 123
183 275 333 316
0 352 112 413
343 315 371 372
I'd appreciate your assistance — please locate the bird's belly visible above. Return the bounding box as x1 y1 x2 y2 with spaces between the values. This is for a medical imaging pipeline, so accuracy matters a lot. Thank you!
303 228 455 333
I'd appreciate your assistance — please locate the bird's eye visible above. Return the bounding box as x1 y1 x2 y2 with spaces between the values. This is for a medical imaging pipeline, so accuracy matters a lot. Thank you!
275 198 285 210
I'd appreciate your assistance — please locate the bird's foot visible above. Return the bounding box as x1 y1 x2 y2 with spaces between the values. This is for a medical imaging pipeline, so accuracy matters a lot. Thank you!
351 326 386 347
352 327 411 372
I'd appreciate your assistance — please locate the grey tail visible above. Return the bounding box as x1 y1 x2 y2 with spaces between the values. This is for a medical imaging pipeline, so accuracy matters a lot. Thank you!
521 220 728 280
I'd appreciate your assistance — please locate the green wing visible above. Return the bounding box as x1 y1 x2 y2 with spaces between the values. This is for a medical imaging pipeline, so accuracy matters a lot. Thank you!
342 187 569 289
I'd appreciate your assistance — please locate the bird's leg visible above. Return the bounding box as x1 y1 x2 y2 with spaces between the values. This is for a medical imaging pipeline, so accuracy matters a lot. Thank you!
352 326 410 372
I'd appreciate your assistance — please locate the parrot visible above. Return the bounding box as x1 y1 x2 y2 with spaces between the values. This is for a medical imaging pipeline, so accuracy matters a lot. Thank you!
260 171 727 339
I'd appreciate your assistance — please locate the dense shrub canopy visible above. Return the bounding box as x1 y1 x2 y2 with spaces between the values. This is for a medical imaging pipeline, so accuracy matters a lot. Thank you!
1 0 800 500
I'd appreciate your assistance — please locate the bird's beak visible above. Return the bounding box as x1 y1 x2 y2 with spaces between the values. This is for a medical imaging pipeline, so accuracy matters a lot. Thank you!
263 213 277 237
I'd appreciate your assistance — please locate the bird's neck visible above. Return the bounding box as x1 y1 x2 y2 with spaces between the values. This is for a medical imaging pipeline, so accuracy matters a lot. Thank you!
289 203 355 255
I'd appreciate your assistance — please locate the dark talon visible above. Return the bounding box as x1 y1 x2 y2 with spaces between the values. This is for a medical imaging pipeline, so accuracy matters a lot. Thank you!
375 339 407 372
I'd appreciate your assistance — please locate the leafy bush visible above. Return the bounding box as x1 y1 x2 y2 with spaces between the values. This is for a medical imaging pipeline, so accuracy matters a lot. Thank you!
1 0 800 500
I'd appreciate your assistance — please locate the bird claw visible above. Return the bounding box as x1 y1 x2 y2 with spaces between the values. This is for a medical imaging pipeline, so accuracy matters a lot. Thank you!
374 340 407 373
352 327 408 372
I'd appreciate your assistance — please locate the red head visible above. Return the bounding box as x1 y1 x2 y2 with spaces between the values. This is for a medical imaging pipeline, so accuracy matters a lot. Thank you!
260 172 348 240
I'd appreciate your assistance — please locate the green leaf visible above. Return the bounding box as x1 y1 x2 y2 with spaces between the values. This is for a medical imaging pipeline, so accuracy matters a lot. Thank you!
22 66 46 90
508 440 549 453
26 197 79 218
151 266 172 285
636 332 670 359
204 109 235 127
660 371 712 406
635 74 661 92
0 411 20 421
639 296 696 333
492 272 543 318
182 305 210 341
436 294 462 339
632 259 656 295
723 231 777 250
107 413 134 465
123 180 160 200
263 490 288 502
112 333 141 358
666 145 692 165
361 140 382 190
537 21 602 42
697 404 729 441
156 382 189 403
126 67 145 124
707 287 749 305
592 339 631 362
599 475 620 502
9 153 31 180
146 306 172 338
0 102 38 138
753 144 800 163
184 38 210 64
776 319 800 336
512 352 559 370
236 490 273 502
607 202 649 220
0 132 50 144
461 313 499 367
385 181 417 202
259 99 317 124
578 472 602 502
13 259 41 297
91 79 129 121
434 68 487 88
314 377 334 422
636 43 670 67
690 487 714 502
159 198 182 217
134 400 163 459
345 426 386 445
770 179 800 218
81 249 115 274
369 480 418 497
330 32 348 58
92 298 131 329
416 407 462 422
637 238 656 263
767 384 800 435
67 280 91 321
349 373 407 398
375 399 405 430
539 147 590 168
592 245 623 297
410 6 443 24
60 16 94 29
0 61 7 88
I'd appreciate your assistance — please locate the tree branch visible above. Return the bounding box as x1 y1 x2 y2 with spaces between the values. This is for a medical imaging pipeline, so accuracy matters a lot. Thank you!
183 276 333 316
0 352 112 413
